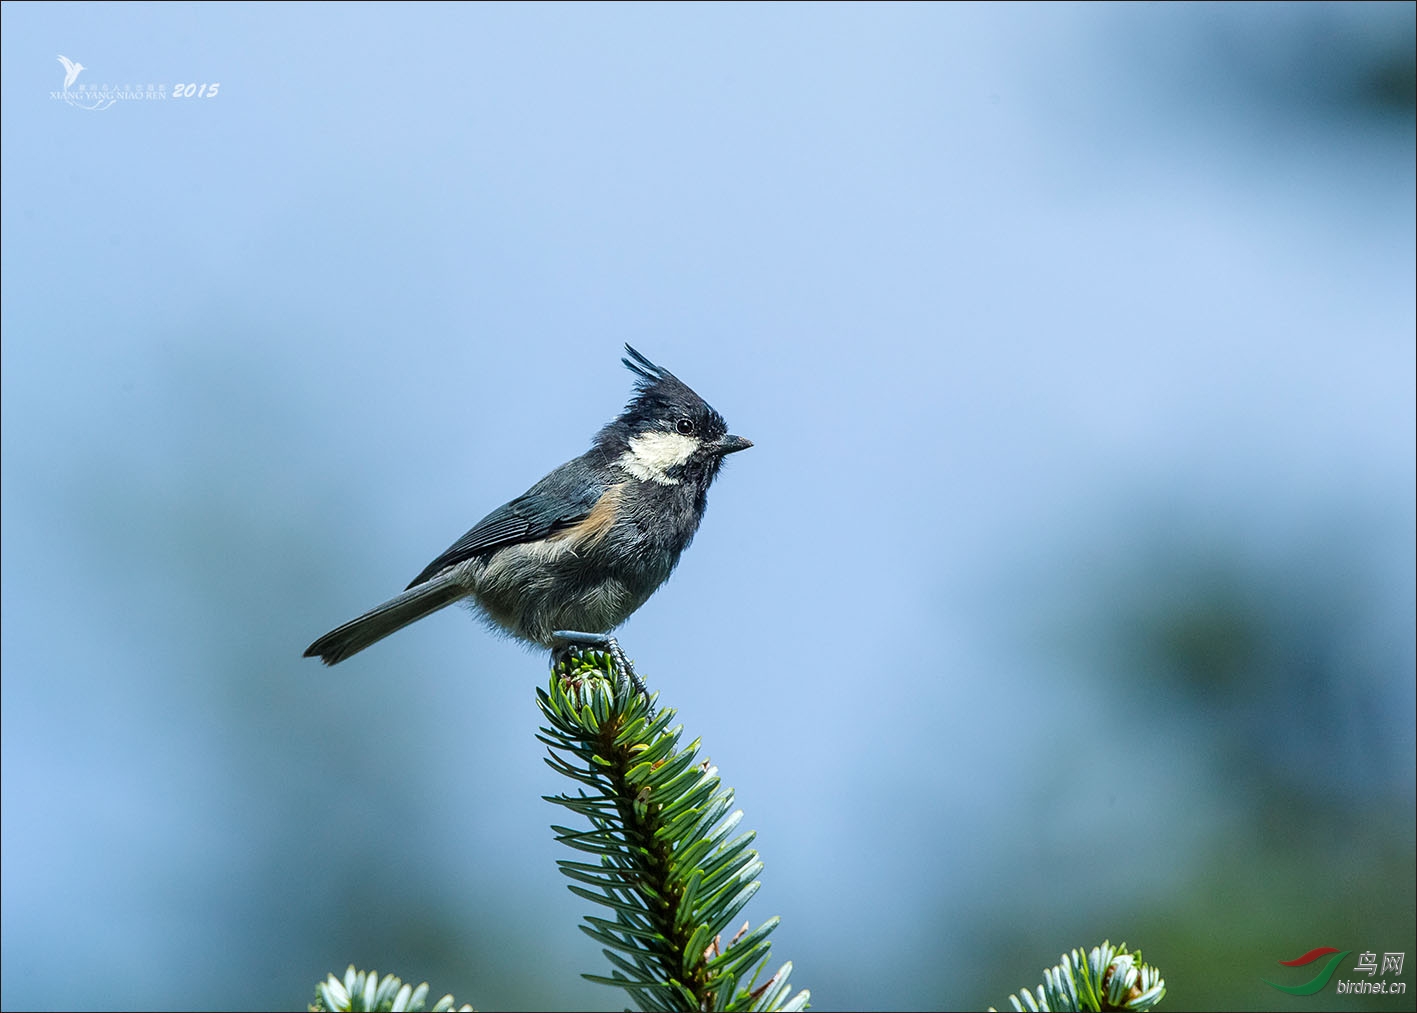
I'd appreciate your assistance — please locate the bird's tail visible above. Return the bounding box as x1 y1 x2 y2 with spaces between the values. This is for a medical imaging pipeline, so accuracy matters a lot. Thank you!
304 575 467 665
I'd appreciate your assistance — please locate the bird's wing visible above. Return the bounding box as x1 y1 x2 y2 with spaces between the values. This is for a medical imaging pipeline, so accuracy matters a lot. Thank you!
405 459 604 588
58 55 73 70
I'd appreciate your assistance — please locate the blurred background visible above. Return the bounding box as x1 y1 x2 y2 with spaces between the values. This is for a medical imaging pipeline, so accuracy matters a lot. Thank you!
2 3 1413 1010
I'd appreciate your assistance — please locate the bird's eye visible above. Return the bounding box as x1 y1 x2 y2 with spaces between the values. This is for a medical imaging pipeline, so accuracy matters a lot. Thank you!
676 418 695 435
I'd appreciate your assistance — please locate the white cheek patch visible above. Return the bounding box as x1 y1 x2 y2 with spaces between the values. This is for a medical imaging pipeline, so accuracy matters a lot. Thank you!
616 431 699 485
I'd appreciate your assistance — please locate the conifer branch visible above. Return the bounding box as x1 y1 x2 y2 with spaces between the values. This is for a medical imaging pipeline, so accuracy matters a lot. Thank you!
538 648 809 1012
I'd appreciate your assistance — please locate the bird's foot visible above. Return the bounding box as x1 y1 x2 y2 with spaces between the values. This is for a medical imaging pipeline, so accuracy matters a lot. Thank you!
550 630 645 695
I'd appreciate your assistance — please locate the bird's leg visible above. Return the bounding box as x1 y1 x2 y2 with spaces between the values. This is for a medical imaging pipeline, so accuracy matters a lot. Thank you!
550 630 646 695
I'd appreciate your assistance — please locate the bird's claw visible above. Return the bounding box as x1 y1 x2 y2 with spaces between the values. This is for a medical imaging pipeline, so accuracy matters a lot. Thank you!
550 630 646 696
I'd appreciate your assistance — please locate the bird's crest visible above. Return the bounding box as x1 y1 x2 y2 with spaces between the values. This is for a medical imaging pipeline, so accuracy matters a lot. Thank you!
622 344 680 389
626 344 702 405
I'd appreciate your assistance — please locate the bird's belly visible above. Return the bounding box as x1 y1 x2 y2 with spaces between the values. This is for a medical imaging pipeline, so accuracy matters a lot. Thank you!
464 538 674 646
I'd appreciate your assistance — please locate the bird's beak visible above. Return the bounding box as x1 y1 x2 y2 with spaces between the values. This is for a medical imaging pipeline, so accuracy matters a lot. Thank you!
713 434 754 456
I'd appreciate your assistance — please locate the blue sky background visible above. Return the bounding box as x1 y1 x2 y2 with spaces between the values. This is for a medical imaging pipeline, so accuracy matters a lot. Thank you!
2 3 1413 1010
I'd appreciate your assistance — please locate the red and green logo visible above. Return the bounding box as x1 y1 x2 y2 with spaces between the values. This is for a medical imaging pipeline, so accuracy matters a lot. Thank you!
1263 947 1352 995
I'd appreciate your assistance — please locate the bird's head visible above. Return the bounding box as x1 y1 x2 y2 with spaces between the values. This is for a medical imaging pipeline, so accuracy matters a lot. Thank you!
598 345 752 489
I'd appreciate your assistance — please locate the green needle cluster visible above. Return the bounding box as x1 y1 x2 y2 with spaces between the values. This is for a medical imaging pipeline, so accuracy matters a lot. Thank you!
538 650 809 1012
310 965 471 1012
991 940 1166 1012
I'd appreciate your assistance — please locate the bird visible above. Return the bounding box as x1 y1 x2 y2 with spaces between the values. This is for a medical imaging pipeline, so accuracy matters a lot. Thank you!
57 55 85 90
304 345 752 685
